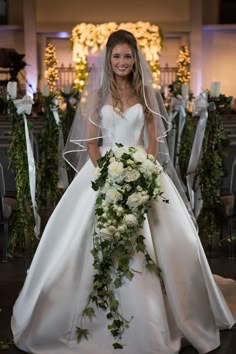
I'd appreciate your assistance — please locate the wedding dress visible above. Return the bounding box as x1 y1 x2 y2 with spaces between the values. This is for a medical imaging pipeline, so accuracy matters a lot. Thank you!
12 103 236 354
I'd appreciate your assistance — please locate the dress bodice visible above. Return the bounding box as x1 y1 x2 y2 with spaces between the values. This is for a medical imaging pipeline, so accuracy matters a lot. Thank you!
100 103 145 147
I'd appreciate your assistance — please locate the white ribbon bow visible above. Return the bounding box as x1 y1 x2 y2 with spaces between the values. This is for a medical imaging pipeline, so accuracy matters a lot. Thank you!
186 91 209 218
168 95 187 167
13 96 41 237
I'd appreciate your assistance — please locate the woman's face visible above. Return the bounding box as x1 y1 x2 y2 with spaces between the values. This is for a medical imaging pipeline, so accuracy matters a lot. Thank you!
110 43 135 78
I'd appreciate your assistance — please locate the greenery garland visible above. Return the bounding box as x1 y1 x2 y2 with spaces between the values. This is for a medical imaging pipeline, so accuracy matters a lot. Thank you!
8 99 36 254
60 90 79 183
195 107 228 249
178 111 197 184
77 144 167 349
37 94 61 208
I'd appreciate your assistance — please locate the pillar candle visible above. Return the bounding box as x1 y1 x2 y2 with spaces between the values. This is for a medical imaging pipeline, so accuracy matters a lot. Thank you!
63 84 71 94
210 82 221 98
42 84 50 97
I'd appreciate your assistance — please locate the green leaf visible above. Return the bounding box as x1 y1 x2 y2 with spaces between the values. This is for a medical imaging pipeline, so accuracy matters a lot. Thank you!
114 277 122 288
110 299 119 311
82 307 95 321
76 327 89 342
107 312 113 319
113 342 123 349
125 270 134 280
146 262 157 273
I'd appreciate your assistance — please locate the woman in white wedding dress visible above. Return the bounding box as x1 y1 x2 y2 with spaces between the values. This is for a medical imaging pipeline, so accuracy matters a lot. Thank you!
11 30 236 354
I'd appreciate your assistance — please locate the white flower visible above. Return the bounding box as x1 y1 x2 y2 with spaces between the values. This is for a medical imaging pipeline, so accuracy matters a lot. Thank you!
99 227 113 239
108 225 116 233
118 225 126 233
123 214 137 227
114 146 129 159
139 159 156 177
116 206 124 216
132 149 147 163
108 161 124 182
127 192 144 208
105 187 122 204
124 169 140 182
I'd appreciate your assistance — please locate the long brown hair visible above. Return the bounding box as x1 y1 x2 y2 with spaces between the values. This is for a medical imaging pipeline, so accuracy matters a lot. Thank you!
105 29 145 109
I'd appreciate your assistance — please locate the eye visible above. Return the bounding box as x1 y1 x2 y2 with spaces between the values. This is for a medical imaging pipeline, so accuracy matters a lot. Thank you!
125 54 133 59
112 54 120 59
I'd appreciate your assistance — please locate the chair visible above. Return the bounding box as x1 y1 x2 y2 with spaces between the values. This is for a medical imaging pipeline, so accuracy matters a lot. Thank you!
0 162 17 262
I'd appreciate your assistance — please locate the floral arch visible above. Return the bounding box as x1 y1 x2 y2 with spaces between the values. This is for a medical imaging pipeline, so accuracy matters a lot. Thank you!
71 21 163 91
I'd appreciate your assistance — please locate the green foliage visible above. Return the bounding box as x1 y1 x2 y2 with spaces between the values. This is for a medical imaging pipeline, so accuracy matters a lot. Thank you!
178 112 197 183
37 94 61 208
8 100 37 254
0 339 14 350
195 109 228 249
59 90 80 183
78 144 167 349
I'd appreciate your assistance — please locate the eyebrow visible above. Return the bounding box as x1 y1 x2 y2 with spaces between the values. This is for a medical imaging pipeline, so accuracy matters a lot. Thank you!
112 52 133 56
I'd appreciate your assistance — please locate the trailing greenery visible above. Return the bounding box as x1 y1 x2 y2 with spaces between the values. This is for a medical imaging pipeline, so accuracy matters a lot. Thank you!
37 94 61 208
8 100 37 254
77 144 167 349
195 108 228 249
178 112 196 184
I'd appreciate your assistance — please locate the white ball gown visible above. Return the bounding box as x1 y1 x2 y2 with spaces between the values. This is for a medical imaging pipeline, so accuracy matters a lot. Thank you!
12 103 236 354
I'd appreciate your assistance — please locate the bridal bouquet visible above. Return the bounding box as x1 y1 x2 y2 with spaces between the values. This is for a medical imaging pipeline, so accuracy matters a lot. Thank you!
77 144 167 349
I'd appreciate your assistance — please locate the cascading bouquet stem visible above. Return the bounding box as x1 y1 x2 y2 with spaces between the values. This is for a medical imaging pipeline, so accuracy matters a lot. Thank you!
77 143 168 350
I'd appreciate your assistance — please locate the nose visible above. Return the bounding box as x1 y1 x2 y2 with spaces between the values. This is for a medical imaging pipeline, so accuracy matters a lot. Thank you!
119 57 127 66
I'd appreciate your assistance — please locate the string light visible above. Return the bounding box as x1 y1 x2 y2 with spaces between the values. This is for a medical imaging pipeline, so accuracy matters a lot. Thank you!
71 22 162 91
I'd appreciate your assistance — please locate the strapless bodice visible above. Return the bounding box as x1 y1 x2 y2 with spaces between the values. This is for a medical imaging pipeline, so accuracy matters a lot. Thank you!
100 103 145 147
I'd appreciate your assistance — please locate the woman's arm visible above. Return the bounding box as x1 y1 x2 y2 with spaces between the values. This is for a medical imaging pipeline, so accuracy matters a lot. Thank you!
146 116 158 158
87 141 101 167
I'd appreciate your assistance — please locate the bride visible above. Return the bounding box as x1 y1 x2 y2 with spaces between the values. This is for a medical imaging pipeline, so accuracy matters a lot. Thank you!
11 29 235 354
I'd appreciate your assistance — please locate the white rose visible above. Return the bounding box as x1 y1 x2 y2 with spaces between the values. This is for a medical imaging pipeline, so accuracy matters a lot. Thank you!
118 225 126 233
127 192 143 208
139 159 156 177
124 169 140 182
108 161 124 182
99 228 113 239
123 214 137 226
114 146 129 159
116 206 124 216
108 225 116 233
132 149 147 163
105 187 122 204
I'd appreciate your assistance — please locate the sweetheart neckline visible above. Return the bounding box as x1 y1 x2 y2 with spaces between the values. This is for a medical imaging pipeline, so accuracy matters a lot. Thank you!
102 103 142 116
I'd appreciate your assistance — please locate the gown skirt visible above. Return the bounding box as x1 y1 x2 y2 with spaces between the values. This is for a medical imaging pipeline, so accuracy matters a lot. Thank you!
11 158 236 354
